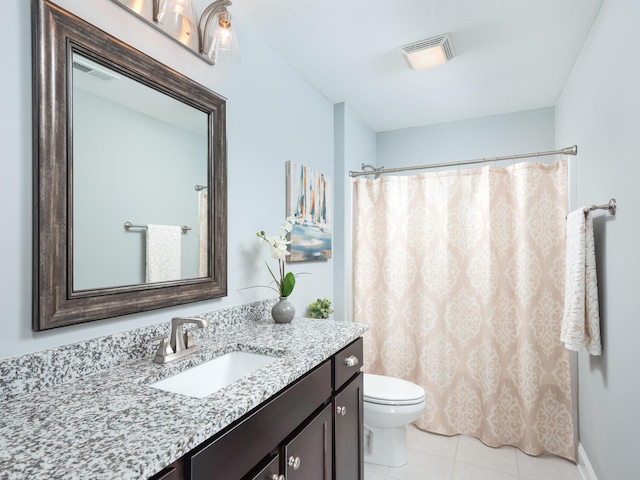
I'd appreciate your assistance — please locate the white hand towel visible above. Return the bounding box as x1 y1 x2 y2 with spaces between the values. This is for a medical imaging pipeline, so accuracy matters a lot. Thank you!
198 191 208 277
146 225 182 283
561 208 602 355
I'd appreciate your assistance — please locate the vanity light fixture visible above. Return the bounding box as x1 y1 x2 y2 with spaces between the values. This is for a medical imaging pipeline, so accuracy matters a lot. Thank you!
400 34 454 70
200 1 241 64
156 0 198 38
111 0 240 66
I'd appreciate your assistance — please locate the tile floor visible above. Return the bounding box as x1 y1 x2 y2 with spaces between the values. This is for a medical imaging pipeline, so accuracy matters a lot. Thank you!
364 425 582 480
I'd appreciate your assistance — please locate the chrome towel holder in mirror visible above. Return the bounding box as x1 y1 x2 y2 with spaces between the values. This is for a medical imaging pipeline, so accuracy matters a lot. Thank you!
124 221 192 234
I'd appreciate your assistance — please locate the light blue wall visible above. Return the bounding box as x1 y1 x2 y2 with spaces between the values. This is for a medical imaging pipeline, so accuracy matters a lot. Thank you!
333 103 376 322
0 0 333 359
556 0 640 478
377 107 555 169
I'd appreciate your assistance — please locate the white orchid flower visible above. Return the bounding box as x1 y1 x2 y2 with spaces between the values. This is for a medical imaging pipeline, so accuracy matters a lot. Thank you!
270 246 289 260
254 218 300 297
280 221 293 233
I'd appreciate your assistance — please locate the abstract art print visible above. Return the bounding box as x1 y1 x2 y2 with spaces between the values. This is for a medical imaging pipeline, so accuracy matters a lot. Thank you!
285 161 332 262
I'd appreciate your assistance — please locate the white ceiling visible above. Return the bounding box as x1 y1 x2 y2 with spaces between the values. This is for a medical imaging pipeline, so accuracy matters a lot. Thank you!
213 0 602 132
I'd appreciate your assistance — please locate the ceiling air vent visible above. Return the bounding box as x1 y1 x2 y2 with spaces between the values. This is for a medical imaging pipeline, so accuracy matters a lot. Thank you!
72 58 121 82
400 34 455 70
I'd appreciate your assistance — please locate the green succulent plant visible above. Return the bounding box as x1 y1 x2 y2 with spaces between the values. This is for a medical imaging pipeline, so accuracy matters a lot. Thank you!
307 298 333 319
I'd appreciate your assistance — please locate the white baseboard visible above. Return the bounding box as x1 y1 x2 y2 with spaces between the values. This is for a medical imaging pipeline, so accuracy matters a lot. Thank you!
577 443 598 480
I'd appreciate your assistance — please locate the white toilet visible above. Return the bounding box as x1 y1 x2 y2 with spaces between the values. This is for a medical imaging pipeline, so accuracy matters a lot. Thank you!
363 373 426 467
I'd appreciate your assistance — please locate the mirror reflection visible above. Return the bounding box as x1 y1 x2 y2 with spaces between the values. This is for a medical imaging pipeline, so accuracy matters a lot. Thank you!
71 53 209 291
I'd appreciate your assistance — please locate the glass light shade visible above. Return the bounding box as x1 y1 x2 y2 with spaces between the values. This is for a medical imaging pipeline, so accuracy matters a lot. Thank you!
157 0 198 38
206 11 241 65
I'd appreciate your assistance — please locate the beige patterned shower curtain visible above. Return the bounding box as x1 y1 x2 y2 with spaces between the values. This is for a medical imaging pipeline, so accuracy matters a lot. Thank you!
353 160 574 461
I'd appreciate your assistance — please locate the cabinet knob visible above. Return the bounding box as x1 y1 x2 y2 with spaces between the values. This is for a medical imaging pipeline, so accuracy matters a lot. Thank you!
336 405 347 416
288 456 301 470
270 475 285 480
344 355 359 367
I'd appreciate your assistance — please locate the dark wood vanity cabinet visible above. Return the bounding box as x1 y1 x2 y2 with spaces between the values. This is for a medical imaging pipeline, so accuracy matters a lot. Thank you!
333 373 364 480
165 338 363 480
243 402 332 480
332 337 364 480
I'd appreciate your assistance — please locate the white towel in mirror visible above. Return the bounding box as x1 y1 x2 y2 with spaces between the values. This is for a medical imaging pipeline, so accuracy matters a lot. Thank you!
198 191 208 277
146 224 182 283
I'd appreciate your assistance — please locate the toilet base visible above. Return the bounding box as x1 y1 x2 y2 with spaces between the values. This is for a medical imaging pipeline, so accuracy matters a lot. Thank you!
364 424 409 467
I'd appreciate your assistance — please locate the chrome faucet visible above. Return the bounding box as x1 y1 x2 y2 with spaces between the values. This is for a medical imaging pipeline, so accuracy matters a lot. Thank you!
152 317 210 364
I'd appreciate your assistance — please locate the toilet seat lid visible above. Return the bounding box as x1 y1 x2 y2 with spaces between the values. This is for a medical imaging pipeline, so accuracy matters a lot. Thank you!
364 373 425 406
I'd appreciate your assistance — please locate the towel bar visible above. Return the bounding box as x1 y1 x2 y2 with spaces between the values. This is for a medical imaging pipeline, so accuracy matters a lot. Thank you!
584 198 616 216
124 221 191 234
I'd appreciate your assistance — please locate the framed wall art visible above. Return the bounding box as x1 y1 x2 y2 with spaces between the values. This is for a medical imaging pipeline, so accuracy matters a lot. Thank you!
285 161 332 262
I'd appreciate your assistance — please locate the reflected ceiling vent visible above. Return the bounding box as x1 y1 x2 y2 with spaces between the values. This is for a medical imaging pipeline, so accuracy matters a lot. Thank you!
400 34 454 70
72 58 121 82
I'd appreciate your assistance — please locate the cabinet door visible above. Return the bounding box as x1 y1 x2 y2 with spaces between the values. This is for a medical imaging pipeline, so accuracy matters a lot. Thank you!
283 404 333 480
333 372 363 480
245 454 281 480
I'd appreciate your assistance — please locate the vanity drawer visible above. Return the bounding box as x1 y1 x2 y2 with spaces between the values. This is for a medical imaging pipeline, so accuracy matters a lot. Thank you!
187 360 332 480
333 338 363 391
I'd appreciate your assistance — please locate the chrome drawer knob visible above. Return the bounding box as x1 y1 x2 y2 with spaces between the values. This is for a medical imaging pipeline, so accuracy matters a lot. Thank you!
344 355 359 367
288 456 301 470
336 405 347 416
270 475 285 480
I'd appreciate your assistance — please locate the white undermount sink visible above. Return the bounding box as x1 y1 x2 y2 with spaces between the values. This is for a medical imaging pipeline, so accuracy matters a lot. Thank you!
150 351 278 398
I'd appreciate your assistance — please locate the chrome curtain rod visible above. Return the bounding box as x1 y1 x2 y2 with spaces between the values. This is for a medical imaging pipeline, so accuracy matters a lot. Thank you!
123 221 191 234
349 145 578 178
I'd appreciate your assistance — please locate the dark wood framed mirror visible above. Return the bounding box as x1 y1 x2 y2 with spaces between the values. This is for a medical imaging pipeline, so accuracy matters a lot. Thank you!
32 0 227 331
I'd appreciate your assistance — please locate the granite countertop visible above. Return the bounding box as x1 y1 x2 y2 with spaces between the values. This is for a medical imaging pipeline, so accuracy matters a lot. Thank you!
0 317 367 480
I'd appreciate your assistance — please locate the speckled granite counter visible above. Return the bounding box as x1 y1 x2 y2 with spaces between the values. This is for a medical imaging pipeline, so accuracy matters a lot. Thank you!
0 308 367 479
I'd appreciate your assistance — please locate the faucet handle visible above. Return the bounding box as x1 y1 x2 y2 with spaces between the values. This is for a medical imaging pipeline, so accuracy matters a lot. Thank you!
184 330 196 349
148 335 174 363
147 335 166 343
